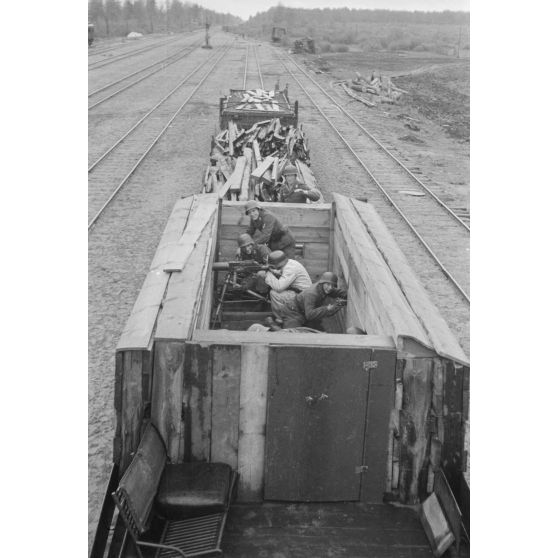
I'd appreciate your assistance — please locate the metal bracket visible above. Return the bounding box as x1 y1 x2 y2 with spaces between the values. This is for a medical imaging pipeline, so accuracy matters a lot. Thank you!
355 465 369 474
363 361 378 371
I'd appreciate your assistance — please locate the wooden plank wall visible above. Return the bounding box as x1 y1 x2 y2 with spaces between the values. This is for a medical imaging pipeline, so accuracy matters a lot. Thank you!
113 196 195 473
219 202 331 281
151 197 220 463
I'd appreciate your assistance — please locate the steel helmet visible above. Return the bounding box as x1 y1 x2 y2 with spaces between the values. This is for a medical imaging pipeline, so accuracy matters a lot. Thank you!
318 271 338 287
237 233 254 248
282 163 298 177
245 200 262 214
268 250 288 267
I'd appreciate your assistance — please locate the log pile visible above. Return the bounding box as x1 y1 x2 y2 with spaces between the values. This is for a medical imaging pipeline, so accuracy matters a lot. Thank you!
340 71 408 107
202 117 316 202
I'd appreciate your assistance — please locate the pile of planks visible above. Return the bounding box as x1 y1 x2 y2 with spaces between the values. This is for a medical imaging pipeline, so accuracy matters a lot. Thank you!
203 117 315 201
341 71 408 107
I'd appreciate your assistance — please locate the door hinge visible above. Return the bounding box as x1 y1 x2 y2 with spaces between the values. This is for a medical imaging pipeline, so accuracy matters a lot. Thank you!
355 465 368 474
363 361 378 371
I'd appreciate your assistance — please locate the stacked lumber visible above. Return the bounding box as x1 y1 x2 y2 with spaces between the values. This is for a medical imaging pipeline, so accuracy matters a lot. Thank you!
340 71 408 107
206 116 317 202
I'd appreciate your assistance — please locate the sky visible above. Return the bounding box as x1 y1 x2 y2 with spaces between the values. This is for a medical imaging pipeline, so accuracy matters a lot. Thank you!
180 1 470 22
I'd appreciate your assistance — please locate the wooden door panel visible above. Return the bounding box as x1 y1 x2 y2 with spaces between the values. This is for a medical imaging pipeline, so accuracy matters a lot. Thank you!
264 347 371 501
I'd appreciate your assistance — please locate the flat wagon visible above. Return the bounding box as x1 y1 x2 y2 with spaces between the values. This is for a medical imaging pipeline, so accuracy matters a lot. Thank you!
91 193 469 557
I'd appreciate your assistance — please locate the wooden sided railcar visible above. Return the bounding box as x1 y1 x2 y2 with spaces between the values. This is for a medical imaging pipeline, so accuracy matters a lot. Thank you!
91 193 469 557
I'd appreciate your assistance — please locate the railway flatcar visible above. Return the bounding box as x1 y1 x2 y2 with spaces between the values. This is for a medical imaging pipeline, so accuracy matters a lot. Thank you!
204 88 320 203
90 192 470 558
88 23 94 47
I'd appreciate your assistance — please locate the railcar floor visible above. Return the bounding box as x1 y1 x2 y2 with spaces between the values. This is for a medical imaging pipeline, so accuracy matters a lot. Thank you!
222 502 468 557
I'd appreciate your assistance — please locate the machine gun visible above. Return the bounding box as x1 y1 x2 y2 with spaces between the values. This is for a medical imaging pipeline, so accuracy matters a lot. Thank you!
211 261 270 328
212 260 270 275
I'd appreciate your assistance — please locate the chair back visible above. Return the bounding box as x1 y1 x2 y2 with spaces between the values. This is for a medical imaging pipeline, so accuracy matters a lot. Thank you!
112 423 167 537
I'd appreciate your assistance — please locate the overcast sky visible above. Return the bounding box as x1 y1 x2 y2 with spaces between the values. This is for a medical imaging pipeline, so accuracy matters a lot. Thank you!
194 1 470 22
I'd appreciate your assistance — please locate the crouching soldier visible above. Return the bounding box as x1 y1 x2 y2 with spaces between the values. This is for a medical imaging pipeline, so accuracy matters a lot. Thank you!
235 233 270 295
245 200 297 258
256 250 312 323
276 163 321 203
283 272 347 330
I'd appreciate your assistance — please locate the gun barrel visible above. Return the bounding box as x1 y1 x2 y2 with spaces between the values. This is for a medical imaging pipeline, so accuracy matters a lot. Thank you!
212 262 231 272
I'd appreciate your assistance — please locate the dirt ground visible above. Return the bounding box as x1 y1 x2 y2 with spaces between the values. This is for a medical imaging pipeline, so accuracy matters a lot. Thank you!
303 50 470 208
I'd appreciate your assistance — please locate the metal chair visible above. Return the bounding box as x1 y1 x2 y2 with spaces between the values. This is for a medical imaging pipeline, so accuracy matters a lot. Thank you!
112 423 236 558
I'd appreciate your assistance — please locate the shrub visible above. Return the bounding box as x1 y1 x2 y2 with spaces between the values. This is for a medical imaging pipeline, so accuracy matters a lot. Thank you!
319 41 332 53
332 44 349 53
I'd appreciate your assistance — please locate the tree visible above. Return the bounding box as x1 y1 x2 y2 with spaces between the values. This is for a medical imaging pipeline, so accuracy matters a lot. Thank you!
146 0 157 33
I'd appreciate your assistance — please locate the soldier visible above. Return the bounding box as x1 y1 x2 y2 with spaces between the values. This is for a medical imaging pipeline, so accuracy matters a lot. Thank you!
236 233 269 262
256 250 312 323
276 164 320 203
282 271 347 330
235 233 269 295
245 200 296 258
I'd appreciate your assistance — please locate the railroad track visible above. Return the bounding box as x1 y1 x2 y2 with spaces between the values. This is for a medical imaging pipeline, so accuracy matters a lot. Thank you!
88 39 203 110
88 34 186 71
88 44 232 231
275 50 470 304
242 43 265 89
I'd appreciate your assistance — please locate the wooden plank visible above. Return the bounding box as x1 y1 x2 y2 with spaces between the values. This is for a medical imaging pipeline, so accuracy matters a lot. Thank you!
221 201 331 228
192 329 395 349
360 349 396 502
253 139 262 165
398 358 433 504
334 195 433 350
239 148 253 201
163 195 218 272
210 345 241 468
433 470 462 555
238 344 269 501
250 156 274 179
117 197 194 351
265 347 369 501
156 233 211 341
441 361 464 494
419 493 455 557
219 224 330 244
351 198 468 366
118 350 144 472
184 344 212 461
220 156 246 197
151 340 185 463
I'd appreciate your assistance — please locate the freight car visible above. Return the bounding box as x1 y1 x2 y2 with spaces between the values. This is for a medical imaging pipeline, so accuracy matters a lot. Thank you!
90 193 470 558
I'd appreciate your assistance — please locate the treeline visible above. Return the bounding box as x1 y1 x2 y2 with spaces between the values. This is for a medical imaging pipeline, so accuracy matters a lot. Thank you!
244 6 469 27
88 0 241 38
237 6 469 56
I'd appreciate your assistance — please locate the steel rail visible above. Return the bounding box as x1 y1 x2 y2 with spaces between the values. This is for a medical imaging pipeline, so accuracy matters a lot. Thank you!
88 39 202 98
253 43 265 89
88 35 185 70
242 45 249 89
88 49 218 173
88 41 203 110
277 52 470 303
88 45 231 232
285 53 470 232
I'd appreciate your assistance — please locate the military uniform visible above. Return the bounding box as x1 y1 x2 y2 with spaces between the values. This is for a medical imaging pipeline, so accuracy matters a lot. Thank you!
277 180 321 204
282 281 348 329
246 208 296 258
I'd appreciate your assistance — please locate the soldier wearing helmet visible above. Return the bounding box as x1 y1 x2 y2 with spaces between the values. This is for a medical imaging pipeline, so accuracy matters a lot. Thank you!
245 201 297 258
276 163 321 204
255 250 312 323
279 271 347 330
235 233 270 295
